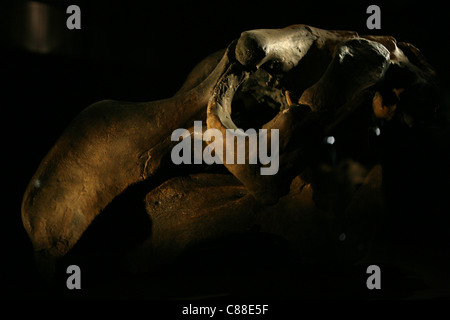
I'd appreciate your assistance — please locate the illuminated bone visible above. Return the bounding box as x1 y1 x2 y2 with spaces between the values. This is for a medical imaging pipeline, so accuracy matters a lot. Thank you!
21 24 439 277
208 36 390 204
21 45 235 276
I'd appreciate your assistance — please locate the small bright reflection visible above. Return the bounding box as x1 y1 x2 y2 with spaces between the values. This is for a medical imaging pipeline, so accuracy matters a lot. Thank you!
325 136 335 145
34 179 41 188
375 127 381 136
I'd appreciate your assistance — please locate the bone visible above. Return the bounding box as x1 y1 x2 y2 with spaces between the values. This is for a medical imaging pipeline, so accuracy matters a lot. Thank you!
21 44 235 275
207 38 390 205
206 26 360 204
131 165 385 272
126 173 259 272
298 38 390 111
207 61 325 204
22 24 439 279
235 25 359 71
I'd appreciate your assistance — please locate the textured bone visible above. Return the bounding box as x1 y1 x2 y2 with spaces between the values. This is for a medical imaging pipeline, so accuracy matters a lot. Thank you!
207 37 390 204
21 44 234 275
126 173 259 272
235 25 358 71
298 38 390 111
208 74 323 205
21 24 439 278
125 165 384 271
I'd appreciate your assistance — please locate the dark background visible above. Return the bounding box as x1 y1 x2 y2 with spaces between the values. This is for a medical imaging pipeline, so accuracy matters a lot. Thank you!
1 0 449 300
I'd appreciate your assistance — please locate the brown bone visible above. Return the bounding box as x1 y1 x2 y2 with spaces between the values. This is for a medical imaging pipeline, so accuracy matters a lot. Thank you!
21 44 235 274
21 24 436 276
208 31 391 204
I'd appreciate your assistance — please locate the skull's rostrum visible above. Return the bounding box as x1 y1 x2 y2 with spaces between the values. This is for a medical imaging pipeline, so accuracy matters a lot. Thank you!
21 25 444 286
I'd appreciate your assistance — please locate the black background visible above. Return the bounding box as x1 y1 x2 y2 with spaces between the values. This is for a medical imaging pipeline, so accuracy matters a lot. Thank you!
1 0 449 300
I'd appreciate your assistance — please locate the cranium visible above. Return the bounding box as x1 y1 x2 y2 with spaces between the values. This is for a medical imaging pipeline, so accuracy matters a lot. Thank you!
21 25 440 286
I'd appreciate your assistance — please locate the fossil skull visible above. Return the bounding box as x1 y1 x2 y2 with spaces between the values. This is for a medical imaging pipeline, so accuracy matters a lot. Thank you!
21 25 439 277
